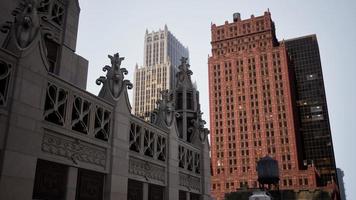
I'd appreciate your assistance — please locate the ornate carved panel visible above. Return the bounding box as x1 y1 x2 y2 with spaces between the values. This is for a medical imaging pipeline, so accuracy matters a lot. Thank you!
129 123 141 153
194 153 200 174
32 159 68 200
0 60 12 106
186 149 193 171
129 120 167 163
179 145 186 168
144 129 154 157
178 145 201 175
51 3 65 26
179 173 201 192
94 106 111 141
76 169 104 200
43 80 114 142
37 0 65 27
42 132 107 167
71 95 91 134
38 0 51 13
156 135 166 161
44 82 68 126
128 157 165 184
128 179 143 200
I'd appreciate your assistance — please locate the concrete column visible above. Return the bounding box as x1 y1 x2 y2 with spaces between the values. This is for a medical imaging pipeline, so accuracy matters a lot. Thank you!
186 191 190 200
0 152 37 200
201 140 212 200
104 92 132 200
143 182 149 200
65 167 78 200
167 125 179 199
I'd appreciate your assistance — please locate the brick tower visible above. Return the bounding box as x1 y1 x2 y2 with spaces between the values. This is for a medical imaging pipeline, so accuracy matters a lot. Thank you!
208 11 334 200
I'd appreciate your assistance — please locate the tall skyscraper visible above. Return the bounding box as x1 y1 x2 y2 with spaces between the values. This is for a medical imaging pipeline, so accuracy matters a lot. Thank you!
285 35 338 186
208 12 339 200
133 26 189 117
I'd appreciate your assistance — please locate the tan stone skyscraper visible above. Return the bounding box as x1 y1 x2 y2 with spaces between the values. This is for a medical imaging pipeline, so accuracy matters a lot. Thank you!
133 26 189 118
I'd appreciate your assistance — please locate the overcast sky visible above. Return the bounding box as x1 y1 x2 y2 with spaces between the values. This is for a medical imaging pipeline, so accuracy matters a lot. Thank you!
77 0 356 199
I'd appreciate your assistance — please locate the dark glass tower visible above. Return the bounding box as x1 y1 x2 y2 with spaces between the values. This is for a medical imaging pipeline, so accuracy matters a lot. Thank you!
285 35 338 186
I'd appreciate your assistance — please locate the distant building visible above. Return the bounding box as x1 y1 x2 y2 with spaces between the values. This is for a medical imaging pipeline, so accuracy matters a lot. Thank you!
285 35 338 186
133 26 189 118
0 1 211 200
208 11 339 200
336 168 346 200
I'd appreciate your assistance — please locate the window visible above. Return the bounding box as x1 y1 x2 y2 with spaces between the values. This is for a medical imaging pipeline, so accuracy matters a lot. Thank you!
44 38 59 74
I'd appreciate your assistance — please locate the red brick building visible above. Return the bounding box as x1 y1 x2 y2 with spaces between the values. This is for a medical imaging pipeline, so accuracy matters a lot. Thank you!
208 11 325 200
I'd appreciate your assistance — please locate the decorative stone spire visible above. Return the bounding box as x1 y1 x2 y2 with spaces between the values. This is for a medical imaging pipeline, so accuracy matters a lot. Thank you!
150 90 175 129
176 57 193 87
171 57 210 144
188 110 209 143
96 53 133 100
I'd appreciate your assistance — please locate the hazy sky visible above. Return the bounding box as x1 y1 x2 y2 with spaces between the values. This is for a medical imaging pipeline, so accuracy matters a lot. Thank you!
77 0 356 199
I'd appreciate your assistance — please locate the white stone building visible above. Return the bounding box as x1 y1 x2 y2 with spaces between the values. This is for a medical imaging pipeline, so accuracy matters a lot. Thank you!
133 26 189 118
0 0 211 200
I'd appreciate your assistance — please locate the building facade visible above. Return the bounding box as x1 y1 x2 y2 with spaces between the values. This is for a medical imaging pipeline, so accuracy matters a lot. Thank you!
336 168 346 200
208 12 339 200
225 189 334 200
133 26 189 118
285 35 338 186
0 1 211 200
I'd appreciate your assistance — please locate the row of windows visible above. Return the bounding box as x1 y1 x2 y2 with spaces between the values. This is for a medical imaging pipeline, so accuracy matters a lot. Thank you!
214 42 270 56
212 59 282 79
146 33 164 42
212 180 250 191
212 177 309 192
215 22 269 41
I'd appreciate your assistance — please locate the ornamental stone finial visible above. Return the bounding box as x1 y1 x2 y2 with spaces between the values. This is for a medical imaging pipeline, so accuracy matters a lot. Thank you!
176 57 193 87
96 53 133 100
1 0 40 49
150 90 175 128
188 110 208 143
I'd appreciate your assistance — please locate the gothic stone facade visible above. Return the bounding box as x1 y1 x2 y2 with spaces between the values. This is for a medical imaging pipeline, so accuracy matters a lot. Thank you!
0 0 211 200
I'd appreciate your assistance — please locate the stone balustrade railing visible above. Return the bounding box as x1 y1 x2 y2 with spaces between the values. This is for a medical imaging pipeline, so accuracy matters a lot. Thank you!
129 115 168 163
43 74 114 143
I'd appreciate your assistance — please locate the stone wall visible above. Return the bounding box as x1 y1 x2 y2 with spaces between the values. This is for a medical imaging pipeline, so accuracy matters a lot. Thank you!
0 1 211 199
